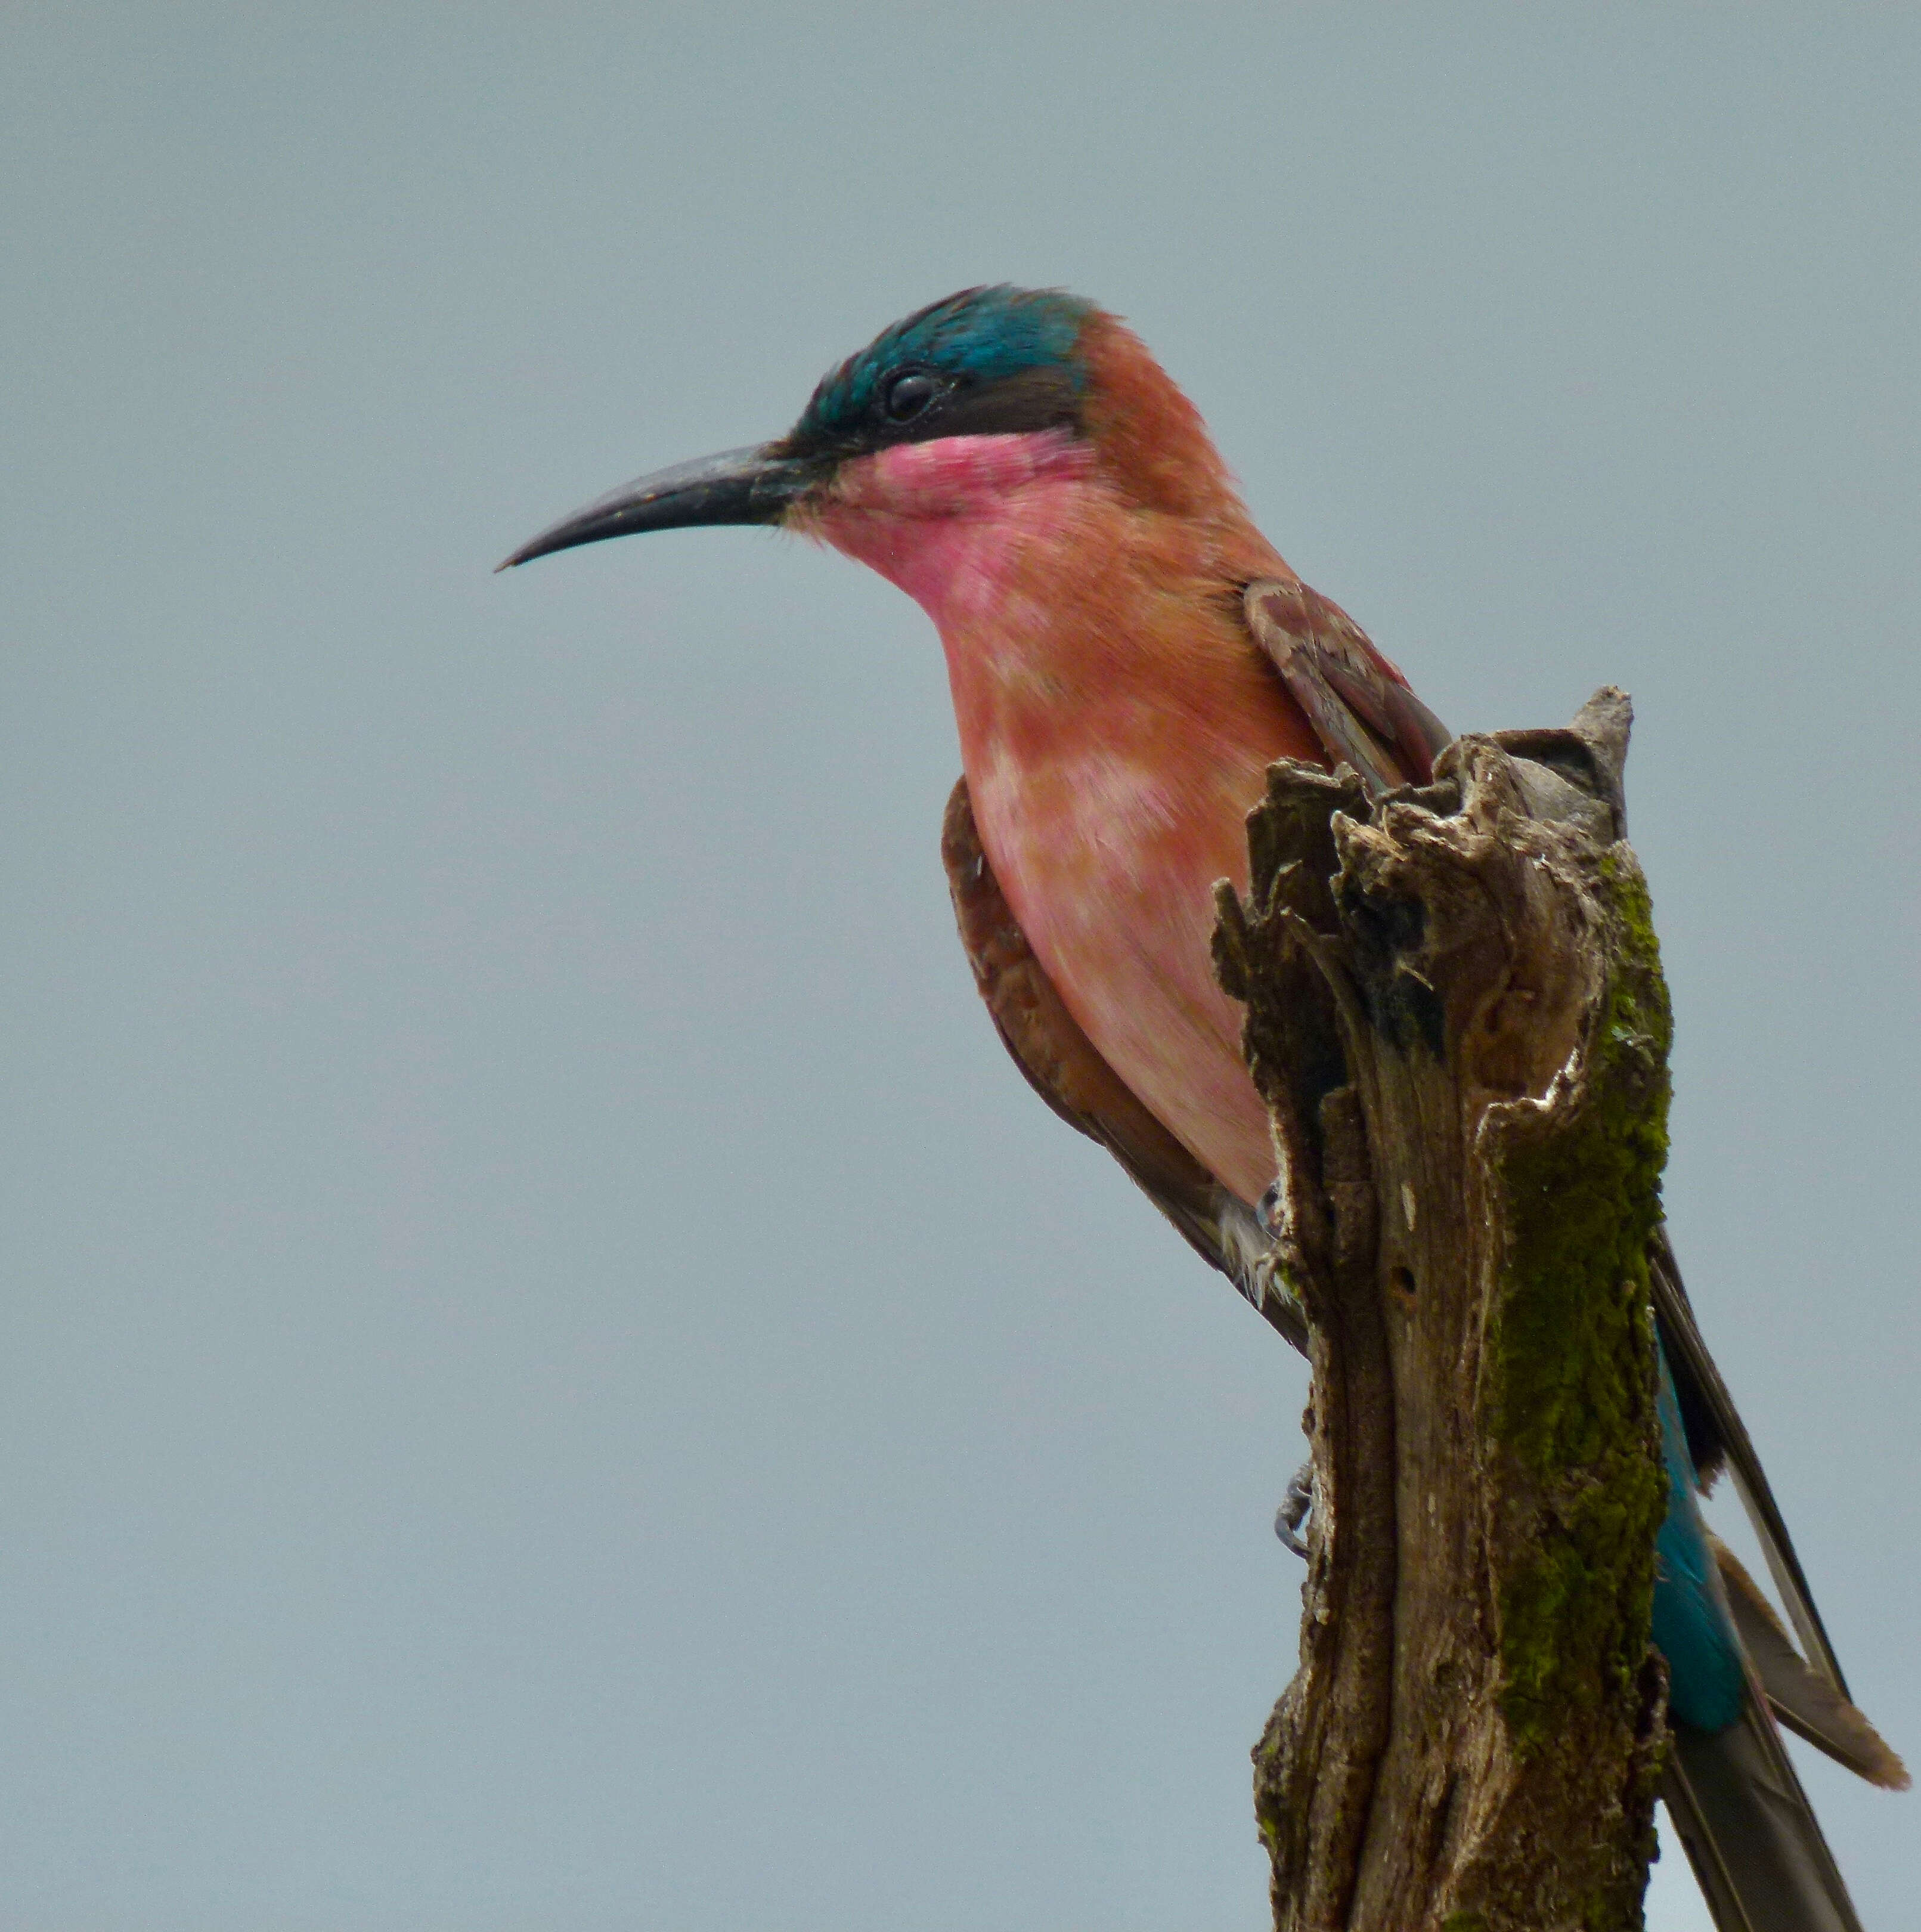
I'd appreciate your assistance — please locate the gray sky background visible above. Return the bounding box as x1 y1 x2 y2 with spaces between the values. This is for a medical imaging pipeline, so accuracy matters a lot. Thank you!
4 8 1917 1929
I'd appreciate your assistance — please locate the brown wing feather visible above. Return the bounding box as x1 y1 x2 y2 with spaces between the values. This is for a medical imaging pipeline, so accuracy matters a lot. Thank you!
1712 1534 1908 1789
1650 1227 1854 1705
941 779 1305 1351
1242 577 1452 795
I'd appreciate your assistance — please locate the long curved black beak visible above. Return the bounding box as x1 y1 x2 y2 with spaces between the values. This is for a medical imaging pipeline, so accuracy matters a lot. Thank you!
496 442 819 571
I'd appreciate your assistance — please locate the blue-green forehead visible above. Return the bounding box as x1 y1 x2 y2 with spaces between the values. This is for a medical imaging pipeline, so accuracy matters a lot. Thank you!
793 286 1095 441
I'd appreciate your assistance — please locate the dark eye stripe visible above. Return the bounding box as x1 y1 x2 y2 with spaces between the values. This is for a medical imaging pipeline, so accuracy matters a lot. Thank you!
783 362 1083 459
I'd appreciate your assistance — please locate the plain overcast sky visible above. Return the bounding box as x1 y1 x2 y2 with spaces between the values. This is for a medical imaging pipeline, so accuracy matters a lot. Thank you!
4 8 1916 1929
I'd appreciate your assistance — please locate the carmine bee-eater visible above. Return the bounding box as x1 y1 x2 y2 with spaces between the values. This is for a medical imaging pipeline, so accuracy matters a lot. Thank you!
501 286 1902 1929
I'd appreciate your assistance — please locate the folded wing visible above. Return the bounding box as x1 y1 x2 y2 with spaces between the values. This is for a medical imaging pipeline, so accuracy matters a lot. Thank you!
941 779 1303 1350
1242 577 1452 797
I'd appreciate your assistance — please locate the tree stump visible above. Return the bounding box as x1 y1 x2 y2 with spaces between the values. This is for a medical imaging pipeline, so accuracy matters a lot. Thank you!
1212 691 1673 1932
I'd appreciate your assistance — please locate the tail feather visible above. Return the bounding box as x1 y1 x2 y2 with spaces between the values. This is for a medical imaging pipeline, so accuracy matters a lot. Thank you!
1713 1536 1909 1791
1663 1690 1865 1932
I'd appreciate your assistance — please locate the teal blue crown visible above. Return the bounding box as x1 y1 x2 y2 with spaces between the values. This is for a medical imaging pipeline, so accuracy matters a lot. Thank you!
792 286 1094 446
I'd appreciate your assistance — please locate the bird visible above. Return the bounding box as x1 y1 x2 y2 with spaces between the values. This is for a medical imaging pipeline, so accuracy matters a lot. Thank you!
499 284 1904 1928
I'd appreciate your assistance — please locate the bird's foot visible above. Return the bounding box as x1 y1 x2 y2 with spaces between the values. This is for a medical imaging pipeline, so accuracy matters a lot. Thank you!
1274 1460 1313 1559
1248 1249 1285 1313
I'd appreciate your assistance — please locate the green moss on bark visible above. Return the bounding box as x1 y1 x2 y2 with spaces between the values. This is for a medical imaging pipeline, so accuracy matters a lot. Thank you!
1488 855 1671 1752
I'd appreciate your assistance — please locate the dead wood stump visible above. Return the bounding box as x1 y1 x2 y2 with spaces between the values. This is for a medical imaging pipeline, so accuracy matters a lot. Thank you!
1212 691 1673 1932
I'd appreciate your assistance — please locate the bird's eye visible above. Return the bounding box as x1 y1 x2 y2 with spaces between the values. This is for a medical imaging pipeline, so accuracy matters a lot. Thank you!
882 371 939 422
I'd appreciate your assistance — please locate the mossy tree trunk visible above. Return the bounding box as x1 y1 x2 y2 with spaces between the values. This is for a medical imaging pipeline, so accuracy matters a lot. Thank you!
1212 692 1674 1932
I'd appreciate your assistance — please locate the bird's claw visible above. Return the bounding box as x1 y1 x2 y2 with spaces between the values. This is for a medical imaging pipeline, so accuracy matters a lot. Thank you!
1274 1460 1313 1559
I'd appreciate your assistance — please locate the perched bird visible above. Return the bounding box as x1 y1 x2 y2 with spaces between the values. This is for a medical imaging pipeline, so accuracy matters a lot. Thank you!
500 286 1903 1928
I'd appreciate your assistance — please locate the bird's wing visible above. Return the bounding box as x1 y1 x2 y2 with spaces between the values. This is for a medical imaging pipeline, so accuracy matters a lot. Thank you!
1242 577 1454 796
1711 1534 1907 1789
941 778 1306 1351
1649 1228 1855 1708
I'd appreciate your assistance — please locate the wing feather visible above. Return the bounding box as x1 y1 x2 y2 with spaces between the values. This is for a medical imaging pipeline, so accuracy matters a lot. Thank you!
1242 577 1452 795
1650 1228 1853 1705
941 779 1305 1351
1712 1534 1907 1789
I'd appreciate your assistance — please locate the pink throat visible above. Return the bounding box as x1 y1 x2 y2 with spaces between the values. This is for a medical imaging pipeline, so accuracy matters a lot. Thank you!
797 428 1283 1205
800 431 1101 631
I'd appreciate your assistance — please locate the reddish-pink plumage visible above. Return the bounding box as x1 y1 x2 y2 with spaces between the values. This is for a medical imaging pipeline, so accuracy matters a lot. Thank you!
801 309 1324 1200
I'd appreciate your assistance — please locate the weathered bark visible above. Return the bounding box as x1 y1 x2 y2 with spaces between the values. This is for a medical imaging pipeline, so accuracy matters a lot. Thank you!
1212 691 1673 1932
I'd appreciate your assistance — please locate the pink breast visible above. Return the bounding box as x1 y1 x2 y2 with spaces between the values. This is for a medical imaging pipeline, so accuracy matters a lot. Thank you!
965 731 1282 1203
805 431 1282 1203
